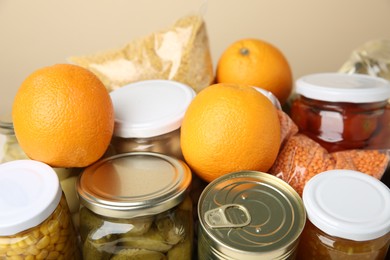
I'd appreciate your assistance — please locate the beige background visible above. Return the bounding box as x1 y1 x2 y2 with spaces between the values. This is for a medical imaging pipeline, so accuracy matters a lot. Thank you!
1 0 390 115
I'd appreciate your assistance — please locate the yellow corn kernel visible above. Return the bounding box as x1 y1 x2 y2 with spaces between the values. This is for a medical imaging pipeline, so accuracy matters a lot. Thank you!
46 251 60 259
36 236 50 250
26 245 40 255
25 255 36 260
49 233 60 245
55 243 65 252
47 220 60 234
35 249 48 260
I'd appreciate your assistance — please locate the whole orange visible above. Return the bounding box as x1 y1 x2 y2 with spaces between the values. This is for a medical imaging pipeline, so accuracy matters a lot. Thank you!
12 64 114 168
180 83 281 182
216 38 293 105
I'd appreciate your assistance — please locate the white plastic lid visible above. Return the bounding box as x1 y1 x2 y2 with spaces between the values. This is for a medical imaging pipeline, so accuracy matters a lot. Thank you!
0 160 62 236
296 73 390 103
303 169 390 241
110 80 196 138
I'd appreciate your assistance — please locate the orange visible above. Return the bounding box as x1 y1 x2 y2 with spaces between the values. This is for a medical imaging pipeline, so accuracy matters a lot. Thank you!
216 38 293 105
180 83 281 182
12 64 114 168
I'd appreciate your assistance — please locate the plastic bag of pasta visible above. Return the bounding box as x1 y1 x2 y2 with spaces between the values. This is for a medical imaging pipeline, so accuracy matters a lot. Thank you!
68 15 213 93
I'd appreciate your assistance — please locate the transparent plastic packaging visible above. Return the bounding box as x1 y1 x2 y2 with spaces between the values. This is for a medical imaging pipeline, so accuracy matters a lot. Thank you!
270 111 390 196
339 39 390 81
0 160 81 259
69 15 214 93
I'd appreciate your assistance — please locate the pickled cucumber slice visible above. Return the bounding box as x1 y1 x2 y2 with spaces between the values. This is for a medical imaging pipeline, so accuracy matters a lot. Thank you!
83 236 113 260
110 248 167 260
120 227 173 253
156 212 185 245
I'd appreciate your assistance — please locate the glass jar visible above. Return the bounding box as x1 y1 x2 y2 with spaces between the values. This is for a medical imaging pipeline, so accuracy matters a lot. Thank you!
297 169 390 259
0 160 81 259
109 79 196 160
0 114 28 163
77 152 193 259
290 73 390 152
0 114 82 229
198 171 306 260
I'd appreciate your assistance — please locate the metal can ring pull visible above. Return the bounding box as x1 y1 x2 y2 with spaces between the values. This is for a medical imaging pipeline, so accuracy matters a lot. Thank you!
204 204 251 229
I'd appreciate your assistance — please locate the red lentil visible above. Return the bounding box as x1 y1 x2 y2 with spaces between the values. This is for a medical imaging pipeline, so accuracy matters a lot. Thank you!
270 115 389 196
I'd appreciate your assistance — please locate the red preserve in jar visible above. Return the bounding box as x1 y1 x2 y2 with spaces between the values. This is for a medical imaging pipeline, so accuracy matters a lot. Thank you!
290 73 390 152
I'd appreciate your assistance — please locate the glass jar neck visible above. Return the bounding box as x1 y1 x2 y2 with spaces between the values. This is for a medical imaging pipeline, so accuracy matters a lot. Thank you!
0 121 15 135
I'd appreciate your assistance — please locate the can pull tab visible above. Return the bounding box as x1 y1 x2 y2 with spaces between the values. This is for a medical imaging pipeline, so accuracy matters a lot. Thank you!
204 204 251 228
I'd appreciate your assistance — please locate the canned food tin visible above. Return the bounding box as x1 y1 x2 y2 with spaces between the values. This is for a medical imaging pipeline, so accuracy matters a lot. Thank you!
198 171 306 260
0 160 81 259
77 152 193 259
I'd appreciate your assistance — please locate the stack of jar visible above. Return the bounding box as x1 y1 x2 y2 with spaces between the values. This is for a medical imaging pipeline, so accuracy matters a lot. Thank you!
2 77 390 259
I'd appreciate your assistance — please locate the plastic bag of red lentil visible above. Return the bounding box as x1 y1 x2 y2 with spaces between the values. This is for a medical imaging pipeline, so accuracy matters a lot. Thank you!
270 112 390 196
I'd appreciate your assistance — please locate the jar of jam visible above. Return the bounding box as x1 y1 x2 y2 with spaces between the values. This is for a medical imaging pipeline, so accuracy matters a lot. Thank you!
109 80 196 160
297 169 390 259
198 171 306 259
0 160 81 259
290 73 390 152
77 152 193 259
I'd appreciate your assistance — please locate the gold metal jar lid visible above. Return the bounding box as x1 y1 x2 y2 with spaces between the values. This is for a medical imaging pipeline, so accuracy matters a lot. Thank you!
198 171 306 259
77 152 192 218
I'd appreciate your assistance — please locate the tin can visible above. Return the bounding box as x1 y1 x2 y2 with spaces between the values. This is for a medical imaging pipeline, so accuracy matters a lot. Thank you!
77 152 193 259
197 171 306 260
109 80 196 160
297 170 390 259
0 160 81 259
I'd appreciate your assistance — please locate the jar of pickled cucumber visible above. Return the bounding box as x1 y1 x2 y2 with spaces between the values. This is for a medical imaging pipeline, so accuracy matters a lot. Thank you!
77 152 193 260
0 160 81 259
297 169 390 260
109 80 196 160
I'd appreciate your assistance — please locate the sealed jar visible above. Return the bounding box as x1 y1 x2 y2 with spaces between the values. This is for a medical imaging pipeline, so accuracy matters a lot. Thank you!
290 73 390 152
297 169 390 259
198 171 306 260
77 152 193 259
0 114 82 229
109 80 196 159
0 114 28 163
0 160 81 259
